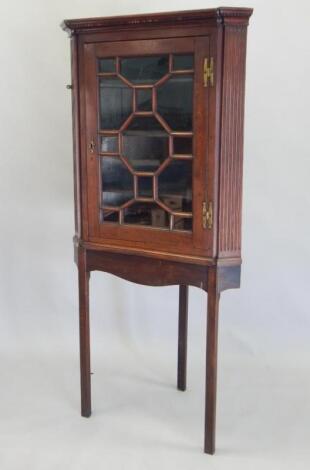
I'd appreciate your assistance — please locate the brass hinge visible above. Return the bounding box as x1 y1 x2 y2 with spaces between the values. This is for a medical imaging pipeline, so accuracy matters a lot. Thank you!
202 201 213 229
203 57 214 87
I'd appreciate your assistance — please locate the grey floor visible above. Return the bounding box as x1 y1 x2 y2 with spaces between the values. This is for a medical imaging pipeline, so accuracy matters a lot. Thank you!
1 345 309 470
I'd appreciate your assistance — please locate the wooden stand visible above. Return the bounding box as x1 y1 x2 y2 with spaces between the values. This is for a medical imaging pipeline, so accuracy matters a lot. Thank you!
177 284 188 392
76 242 240 453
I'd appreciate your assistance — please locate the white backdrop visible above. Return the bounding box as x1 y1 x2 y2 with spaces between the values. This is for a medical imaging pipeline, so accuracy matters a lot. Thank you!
0 1 309 469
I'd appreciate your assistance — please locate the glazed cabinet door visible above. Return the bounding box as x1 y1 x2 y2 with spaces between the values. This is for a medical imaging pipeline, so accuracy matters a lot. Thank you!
82 36 213 258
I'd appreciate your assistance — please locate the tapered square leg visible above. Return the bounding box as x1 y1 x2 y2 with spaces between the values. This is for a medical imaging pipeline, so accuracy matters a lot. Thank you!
177 285 188 391
204 269 220 454
78 247 91 417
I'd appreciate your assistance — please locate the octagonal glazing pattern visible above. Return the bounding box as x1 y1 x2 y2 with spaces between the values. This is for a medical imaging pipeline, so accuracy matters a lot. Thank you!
122 117 169 172
98 53 195 232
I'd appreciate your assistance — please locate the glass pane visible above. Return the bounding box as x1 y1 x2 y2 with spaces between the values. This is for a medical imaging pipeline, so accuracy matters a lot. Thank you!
98 58 116 73
100 135 118 153
99 77 133 130
101 157 134 207
173 216 192 231
136 88 152 111
172 54 194 70
102 209 119 223
157 75 193 131
138 176 153 198
97 52 195 233
125 116 163 131
158 160 192 212
173 137 192 155
124 202 169 228
122 117 169 172
120 56 169 84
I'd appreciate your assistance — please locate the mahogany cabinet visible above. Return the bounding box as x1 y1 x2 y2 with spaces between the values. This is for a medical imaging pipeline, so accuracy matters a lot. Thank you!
62 7 253 454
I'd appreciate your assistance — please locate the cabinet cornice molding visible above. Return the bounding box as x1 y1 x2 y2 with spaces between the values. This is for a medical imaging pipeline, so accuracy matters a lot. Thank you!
61 7 253 36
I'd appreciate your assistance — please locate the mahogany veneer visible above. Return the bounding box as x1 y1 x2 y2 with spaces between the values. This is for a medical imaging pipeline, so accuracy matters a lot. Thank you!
62 7 253 454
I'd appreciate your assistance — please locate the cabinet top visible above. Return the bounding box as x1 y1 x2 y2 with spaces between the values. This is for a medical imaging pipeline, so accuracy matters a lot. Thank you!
61 7 253 36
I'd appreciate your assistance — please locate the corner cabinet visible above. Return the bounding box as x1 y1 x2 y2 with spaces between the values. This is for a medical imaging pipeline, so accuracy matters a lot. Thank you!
62 7 253 454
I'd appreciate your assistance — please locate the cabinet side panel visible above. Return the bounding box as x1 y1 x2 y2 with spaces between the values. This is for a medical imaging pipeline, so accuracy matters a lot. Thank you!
70 36 82 238
218 26 248 259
